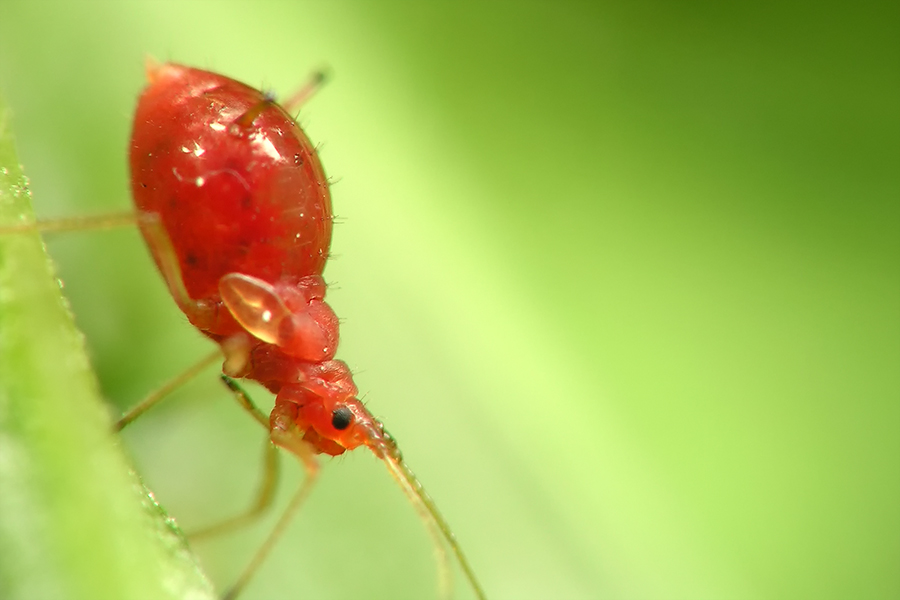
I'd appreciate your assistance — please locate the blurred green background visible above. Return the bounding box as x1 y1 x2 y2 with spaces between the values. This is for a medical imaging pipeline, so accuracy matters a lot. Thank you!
1 1 898 599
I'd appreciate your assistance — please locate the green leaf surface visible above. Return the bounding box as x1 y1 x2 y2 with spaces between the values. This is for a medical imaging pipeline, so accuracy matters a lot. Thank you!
0 96 214 600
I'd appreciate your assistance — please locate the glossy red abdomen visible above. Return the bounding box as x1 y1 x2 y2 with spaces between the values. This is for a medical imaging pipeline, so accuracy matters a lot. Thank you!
129 63 332 309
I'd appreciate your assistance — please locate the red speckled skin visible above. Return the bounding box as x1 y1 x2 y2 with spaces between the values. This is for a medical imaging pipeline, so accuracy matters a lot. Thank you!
129 63 387 456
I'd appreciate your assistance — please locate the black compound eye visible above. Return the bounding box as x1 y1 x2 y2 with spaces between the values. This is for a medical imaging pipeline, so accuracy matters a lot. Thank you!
331 406 353 431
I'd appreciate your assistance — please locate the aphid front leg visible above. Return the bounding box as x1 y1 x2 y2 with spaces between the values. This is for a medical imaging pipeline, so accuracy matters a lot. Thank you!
222 400 321 600
137 211 218 329
188 376 280 541
0 211 137 235
115 349 220 430
189 440 279 541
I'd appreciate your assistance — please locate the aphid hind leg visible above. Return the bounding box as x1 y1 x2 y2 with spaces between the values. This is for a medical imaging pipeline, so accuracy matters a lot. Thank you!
0 211 138 235
0 208 224 433
280 68 329 115
137 211 218 329
222 401 321 600
220 374 268 427
187 376 281 541
233 67 327 132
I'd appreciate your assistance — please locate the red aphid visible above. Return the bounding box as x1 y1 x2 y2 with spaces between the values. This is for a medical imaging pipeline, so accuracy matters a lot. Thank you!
130 62 379 457
128 61 485 599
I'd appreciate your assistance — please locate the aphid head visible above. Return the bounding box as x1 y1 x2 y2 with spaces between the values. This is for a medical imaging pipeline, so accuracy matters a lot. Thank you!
289 394 393 457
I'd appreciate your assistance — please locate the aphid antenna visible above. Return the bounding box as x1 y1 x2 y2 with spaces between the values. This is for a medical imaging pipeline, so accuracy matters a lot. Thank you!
379 449 488 600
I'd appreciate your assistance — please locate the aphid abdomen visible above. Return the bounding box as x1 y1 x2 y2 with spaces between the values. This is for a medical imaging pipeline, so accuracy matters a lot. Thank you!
130 63 333 315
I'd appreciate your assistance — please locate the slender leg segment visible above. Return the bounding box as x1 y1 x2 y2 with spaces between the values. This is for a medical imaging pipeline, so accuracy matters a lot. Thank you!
189 440 280 541
0 211 138 235
220 375 269 428
188 376 281 541
115 349 221 431
222 465 319 600
222 407 321 600
137 212 218 329
281 68 329 115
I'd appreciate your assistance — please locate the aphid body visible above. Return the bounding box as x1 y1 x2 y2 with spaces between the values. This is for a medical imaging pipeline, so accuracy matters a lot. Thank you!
128 62 485 599
130 62 385 458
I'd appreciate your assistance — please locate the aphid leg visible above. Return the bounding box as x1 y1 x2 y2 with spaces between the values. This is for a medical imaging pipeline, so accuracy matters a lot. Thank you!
138 211 218 329
280 68 329 115
188 376 280 540
190 441 279 540
222 403 320 600
234 67 326 130
219 374 268 428
0 211 137 235
233 100 274 130
114 348 220 431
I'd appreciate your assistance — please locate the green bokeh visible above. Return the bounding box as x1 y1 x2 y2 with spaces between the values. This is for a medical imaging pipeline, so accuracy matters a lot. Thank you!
1 1 897 599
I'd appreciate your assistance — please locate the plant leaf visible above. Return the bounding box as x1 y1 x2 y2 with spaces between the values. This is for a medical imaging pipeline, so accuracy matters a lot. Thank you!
0 95 215 600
